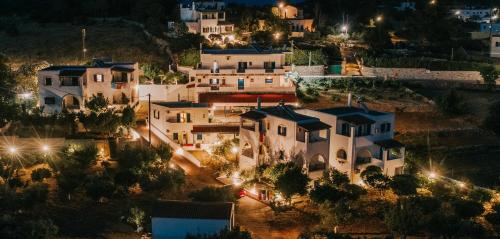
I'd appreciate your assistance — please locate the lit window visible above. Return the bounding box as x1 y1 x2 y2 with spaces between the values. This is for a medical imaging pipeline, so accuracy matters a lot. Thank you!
265 78 273 84
94 74 104 82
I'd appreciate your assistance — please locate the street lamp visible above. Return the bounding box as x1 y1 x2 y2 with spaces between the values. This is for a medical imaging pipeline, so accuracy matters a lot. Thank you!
41 144 49 152
428 171 437 180
341 25 348 35
8 146 17 155
376 15 383 22
231 146 239 154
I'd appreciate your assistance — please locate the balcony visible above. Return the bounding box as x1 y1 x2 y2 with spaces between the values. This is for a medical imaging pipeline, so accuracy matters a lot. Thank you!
241 124 256 132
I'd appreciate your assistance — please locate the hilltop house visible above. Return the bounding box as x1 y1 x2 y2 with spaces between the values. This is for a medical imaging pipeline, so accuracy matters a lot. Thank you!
258 3 314 38
453 8 493 23
152 200 235 239
239 101 331 179
180 0 234 40
177 46 297 110
149 101 238 149
38 60 140 114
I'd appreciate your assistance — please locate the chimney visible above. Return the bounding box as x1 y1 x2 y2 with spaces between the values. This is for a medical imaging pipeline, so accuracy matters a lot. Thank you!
257 97 262 110
347 92 352 107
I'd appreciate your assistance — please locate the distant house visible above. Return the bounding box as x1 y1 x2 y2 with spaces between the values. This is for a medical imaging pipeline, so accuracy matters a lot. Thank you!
258 3 314 38
38 59 140 114
151 200 235 239
453 8 492 23
490 35 500 58
394 1 416 11
179 0 234 40
480 23 500 33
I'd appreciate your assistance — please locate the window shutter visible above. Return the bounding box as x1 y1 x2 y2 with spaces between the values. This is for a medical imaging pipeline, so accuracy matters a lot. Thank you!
94 74 97 82
187 113 191 122
176 113 181 123
283 127 287 136
278 125 281 134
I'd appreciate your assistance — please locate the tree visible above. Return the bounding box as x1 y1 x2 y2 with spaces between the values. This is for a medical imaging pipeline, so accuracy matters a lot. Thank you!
319 200 357 233
437 89 465 116
121 105 136 133
362 27 392 53
186 226 252 239
127 207 145 233
361 166 390 193
31 168 52 182
189 186 236 202
70 145 99 168
389 175 419 196
84 174 115 201
384 198 424 239
467 188 492 203
24 219 59 239
274 164 309 204
483 100 500 135
56 159 85 200
309 184 345 204
85 94 109 113
485 203 500 229
156 144 173 162
179 49 201 67
22 183 49 207
328 169 350 187
0 54 18 127
480 65 498 89
452 199 484 219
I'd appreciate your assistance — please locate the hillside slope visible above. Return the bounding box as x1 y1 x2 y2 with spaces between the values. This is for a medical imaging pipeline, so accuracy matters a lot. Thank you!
0 20 166 66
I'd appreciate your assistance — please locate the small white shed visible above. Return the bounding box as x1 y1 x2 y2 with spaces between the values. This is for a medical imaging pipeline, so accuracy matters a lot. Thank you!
151 200 235 239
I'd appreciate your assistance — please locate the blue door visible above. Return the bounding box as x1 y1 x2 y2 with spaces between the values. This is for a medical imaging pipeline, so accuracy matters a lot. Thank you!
238 78 244 90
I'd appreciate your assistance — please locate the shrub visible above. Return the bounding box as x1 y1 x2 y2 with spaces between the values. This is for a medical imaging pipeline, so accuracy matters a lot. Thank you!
188 186 236 202
437 89 465 116
31 168 52 182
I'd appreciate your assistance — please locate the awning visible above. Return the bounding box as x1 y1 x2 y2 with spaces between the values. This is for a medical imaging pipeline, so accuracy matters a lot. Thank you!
59 69 86 77
111 66 135 72
191 125 240 133
375 139 405 149
298 121 331 131
198 93 297 104
338 114 375 125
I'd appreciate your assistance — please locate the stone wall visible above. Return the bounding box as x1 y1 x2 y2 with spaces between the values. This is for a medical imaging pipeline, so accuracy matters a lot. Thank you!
361 67 484 83
294 65 325 76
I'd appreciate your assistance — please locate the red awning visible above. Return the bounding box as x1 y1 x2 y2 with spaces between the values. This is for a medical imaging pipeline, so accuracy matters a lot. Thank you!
192 125 240 133
198 93 297 104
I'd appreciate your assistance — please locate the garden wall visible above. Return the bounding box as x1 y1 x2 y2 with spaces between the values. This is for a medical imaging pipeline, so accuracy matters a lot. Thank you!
294 65 325 76
361 67 483 83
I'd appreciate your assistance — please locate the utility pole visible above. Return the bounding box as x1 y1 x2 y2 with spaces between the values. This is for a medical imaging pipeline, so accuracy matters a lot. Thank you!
148 93 152 147
308 51 312 67
82 28 87 60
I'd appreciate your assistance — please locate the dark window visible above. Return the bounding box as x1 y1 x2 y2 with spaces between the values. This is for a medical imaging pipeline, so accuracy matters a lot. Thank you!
278 125 287 136
44 97 55 105
45 78 52 86
197 133 203 140
265 78 273 84
264 61 276 69
496 42 500 47
72 77 79 86
341 123 349 136
381 122 391 133
173 133 178 140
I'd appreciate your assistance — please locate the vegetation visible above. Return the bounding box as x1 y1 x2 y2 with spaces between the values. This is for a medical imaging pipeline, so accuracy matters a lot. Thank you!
186 226 252 239
480 65 498 89
188 186 236 202
436 89 466 116
127 207 145 233
483 100 500 135
179 49 201 68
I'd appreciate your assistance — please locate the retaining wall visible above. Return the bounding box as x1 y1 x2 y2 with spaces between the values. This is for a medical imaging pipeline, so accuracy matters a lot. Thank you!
361 67 483 83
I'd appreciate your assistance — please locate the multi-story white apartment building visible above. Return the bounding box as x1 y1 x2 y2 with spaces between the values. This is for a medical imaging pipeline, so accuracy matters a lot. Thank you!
38 60 139 114
239 102 331 178
177 46 297 109
238 96 405 182
180 0 234 39
150 101 238 149
297 98 405 182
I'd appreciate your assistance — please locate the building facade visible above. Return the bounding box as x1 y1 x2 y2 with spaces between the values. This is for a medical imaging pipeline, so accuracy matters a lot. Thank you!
239 102 331 179
453 8 493 23
178 46 297 109
269 3 315 38
38 60 140 114
180 0 234 39
491 35 500 58
150 101 238 149
238 96 405 183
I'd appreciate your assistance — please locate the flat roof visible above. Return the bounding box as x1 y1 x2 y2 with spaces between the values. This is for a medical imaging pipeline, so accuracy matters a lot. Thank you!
338 114 376 125
375 139 405 149
152 101 209 108
152 200 233 220
240 111 266 121
260 105 314 122
202 45 288 55
298 121 331 131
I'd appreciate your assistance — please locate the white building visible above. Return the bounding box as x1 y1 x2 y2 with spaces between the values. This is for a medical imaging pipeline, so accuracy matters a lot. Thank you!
453 8 493 23
152 200 235 239
149 101 238 149
177 46 297 110
395 1 416 11
38 60 139 114
238 96 405 182
260 3 314 38
180 0 234 39
491 35 500 58
239 102 331 179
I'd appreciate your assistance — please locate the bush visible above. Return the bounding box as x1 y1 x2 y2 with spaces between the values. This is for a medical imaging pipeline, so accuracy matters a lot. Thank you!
437 89 465 116
188 186 236 202
31 168 52 182
452 199 484 219
179 49 200 67
467 188 492 203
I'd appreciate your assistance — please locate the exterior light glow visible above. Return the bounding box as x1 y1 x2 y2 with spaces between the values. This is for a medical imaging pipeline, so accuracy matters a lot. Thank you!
227 35 235 41
42 144 49 152
175 148 184 155
8 147 17 154
231 146 239 154
248 186 257 195
455 10 461 15
458 182 466 188
428 172 437 179
376 15 383 22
